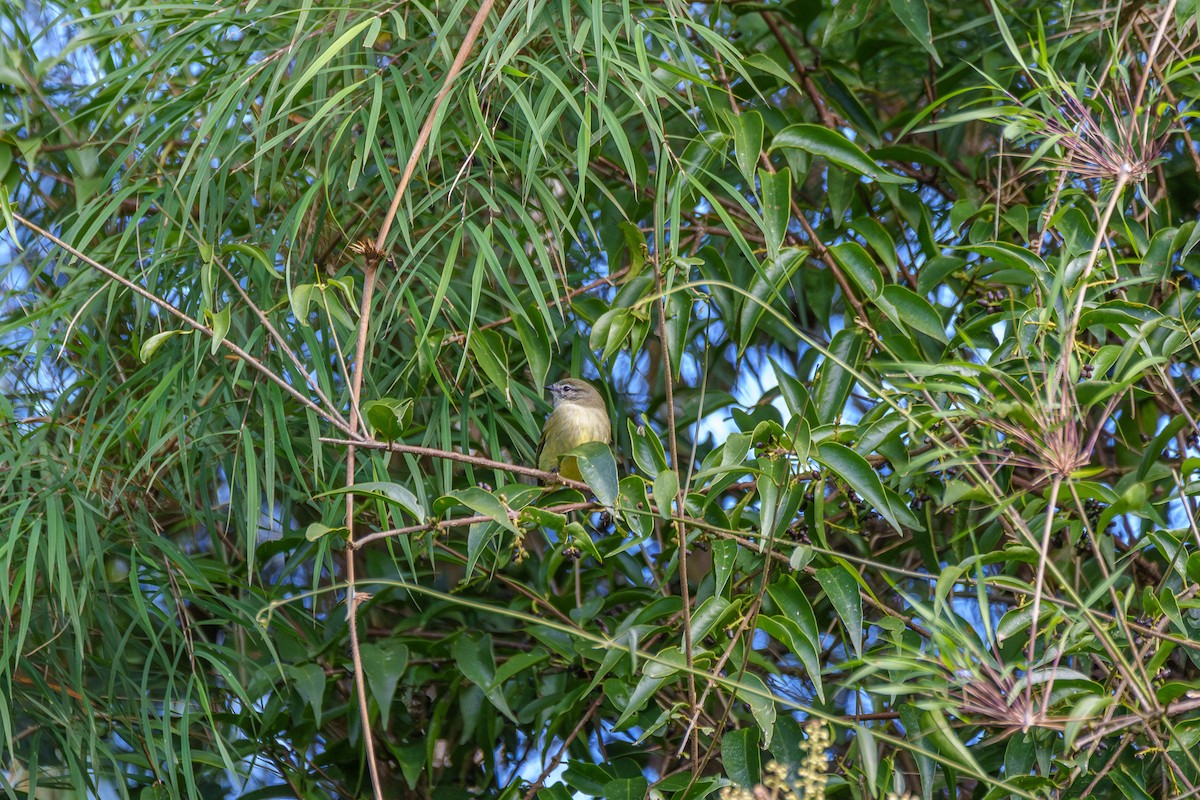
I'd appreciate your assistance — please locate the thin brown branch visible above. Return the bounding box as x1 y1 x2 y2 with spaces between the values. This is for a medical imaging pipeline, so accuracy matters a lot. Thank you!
13 213 356 438
445 266 630 346
521 696 604 800
353 502 598 549
344 255 384 800
319 436 591 490
373 0 496 252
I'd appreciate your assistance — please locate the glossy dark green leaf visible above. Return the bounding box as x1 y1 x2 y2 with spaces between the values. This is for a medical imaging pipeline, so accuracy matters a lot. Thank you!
815 564 863 658
816 442 921 533
363 397 414 441
758 167 792 254
814 328 864 424
771 124 910 184
876 284 948 343
888 0 941 64
727 109 764 183
831 241 883 299
574 441 619 508
721 727 761 789
652 468 678 519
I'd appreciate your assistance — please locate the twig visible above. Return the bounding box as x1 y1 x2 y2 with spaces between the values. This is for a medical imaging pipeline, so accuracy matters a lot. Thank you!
319 436 591 490
373 0 497 252
445 266 630 346
353 502 597 549
344 255 384 800
13 213 356 438
521 696 604 800
653 239 699 766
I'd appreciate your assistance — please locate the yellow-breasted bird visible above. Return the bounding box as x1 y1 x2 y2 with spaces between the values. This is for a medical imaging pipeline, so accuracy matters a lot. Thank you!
536 379 611 482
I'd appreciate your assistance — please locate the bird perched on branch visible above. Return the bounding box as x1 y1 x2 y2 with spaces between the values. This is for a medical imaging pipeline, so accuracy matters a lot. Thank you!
537 379 611 482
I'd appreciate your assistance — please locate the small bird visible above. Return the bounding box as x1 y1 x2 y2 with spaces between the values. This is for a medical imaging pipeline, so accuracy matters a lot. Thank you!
537 379 611 482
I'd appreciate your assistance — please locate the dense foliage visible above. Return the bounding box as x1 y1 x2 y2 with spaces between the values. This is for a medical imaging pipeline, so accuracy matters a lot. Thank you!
3 1 1200 798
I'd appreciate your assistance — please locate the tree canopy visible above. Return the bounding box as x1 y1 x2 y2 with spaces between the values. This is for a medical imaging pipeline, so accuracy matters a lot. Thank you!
3 1 1200 798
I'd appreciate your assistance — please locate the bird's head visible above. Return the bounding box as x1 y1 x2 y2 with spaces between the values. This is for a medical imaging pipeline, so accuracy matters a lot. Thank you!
547 379 603 409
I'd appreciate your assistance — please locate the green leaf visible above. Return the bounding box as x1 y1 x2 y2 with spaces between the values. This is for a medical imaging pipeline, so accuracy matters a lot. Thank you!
726 109 764 184
814 329 864 423
139 329 191 362
888 0 941 64
469 328 511 403
628 417 669 478
652 469 678 519
815 564 863 658
738 247 805 351
363 398 414 441
288 663 326 726
513 311 552 391
602 777 649 800
221 243 276 276
816 442 921 533
450 633 518 723
721 727 761 789
574 441 619 508
736 673 776 748
688 596 732 643
360 642 408 728
207 306 230 355
758 167 792 254
304 522 347 542
315 481 425 522
876 284 947 342
445 487 517 534
771 124 911 184
831 241 883 299
619 220 649 281
756 615 823 702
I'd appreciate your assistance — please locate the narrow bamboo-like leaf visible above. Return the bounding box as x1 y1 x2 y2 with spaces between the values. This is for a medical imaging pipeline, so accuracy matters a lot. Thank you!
469 328 511 402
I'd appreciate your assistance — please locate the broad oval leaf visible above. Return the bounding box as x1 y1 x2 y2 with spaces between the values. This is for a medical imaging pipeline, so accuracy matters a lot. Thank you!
771 124 910 184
